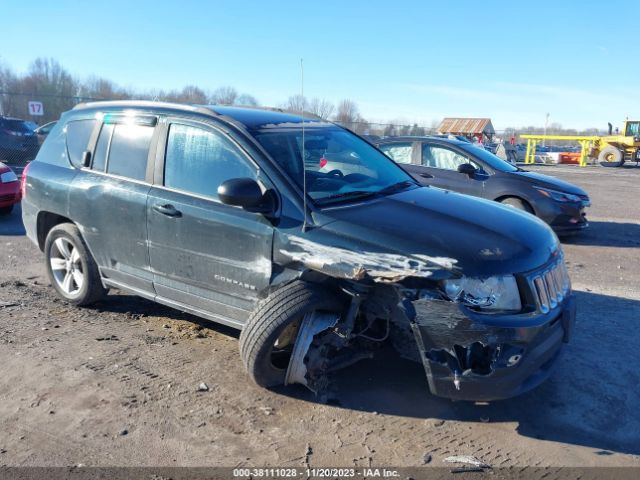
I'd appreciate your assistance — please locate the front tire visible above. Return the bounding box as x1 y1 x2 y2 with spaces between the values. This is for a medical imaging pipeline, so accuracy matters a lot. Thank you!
598 146 624 167
239 281 344 388
500 197 534 214
44 223 107 306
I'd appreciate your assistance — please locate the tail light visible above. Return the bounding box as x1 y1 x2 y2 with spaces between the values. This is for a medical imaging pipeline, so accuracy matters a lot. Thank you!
20 161 32 199
319 157 328 168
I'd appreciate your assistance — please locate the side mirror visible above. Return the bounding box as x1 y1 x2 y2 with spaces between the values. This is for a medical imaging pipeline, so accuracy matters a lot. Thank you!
457 163 477 176
218 178 264 209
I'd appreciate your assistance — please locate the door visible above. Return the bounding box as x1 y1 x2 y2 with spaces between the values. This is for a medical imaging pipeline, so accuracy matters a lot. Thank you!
147 120 274 326
406 142 486 197
68 115 157 294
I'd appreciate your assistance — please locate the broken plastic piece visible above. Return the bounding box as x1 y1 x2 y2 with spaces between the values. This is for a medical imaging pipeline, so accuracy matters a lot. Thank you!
453 370 461 390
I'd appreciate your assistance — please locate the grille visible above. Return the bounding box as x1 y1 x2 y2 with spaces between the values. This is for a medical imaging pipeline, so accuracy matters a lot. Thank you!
529 258 571 313
0 194 16 202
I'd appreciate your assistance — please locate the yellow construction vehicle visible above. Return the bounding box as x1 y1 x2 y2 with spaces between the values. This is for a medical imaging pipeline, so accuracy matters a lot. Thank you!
521 119 640 167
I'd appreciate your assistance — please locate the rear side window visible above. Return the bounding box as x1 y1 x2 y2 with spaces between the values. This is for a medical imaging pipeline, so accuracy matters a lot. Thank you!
164 123 255 199
379 143 413 164
106 123 154 181
66 119 97 167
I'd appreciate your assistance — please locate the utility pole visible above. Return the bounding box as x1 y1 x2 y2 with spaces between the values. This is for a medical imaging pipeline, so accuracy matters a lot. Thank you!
542 113 550 146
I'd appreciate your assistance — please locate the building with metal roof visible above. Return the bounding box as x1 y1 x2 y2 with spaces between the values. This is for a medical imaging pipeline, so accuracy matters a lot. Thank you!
437 118 495 141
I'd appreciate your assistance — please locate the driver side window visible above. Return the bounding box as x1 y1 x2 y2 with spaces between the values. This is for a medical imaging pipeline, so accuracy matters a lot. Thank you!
164 123 256 199
422 144 474 171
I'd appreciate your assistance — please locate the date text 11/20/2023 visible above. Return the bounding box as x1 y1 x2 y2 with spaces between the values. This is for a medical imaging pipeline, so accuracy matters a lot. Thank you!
233 468 400 478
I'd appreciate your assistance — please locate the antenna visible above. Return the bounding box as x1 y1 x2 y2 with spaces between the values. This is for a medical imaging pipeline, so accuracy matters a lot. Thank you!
301 58 308 232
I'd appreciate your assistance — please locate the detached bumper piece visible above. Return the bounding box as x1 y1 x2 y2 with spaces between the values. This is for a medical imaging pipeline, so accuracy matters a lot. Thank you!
410 295 576 401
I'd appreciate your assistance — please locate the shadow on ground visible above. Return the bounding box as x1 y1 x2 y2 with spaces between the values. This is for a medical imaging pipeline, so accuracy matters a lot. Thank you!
562 221 640 248
0 203 25 236
91 289 640 456
92 293 241 339
272 290 640 457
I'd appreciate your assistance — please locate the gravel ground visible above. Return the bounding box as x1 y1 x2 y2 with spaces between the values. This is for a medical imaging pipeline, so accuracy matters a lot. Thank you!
0 163 639 469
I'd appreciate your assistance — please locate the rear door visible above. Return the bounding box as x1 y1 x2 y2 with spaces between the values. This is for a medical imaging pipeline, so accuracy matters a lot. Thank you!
146 118 274 327
68 114 158 294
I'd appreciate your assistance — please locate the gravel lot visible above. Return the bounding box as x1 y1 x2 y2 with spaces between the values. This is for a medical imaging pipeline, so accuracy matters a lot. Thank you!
1 163 639 469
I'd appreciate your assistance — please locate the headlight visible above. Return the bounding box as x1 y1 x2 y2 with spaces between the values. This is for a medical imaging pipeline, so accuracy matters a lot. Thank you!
442 275 522 312
536 186 581 203
0 171 18 183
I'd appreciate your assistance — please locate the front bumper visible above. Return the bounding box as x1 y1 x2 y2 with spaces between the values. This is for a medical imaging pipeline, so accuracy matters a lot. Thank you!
538 199 590 235
410 295 576 401
0 182 21 208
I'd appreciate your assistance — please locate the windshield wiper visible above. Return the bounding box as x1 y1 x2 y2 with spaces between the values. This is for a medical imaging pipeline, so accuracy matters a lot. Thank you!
316 190 380 205
378 180 416 195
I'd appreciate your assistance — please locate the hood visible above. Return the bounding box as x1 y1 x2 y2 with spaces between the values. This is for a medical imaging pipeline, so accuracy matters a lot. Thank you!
513 170 587 196
278 187 559 280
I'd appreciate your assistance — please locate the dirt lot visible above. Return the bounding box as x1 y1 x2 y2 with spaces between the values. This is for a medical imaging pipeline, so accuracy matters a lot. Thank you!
1 164 639 469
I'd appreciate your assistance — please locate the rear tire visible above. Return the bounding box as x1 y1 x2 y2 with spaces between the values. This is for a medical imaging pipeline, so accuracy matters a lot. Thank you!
598 146 624 167
44 223 107 306
0 205 14 215
239 281 344 388
500 197 534 214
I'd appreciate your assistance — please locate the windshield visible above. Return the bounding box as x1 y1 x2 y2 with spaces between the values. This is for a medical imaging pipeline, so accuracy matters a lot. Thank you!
458 143 518 172
252 127 416 205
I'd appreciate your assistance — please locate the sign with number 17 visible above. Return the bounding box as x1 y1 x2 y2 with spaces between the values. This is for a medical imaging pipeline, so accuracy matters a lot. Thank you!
28 101 44 116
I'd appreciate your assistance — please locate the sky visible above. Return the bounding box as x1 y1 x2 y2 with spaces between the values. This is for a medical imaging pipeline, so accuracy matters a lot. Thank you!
2 0 640 130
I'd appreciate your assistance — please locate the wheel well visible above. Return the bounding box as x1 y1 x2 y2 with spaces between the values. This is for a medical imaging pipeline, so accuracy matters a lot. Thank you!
36 212 73 251
495 195 535 215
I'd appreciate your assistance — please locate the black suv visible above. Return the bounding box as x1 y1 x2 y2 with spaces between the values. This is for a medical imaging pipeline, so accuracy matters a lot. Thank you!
22 101 576 401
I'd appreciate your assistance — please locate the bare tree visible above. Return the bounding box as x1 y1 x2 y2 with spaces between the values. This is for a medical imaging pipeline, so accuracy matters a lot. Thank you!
176 85 208 104
284 94 307 112
308 97 334 119
335 99 359 125
236 93 259 106
21 58 78 122
210 86 238 105
410 123 426 136
78 76 131 101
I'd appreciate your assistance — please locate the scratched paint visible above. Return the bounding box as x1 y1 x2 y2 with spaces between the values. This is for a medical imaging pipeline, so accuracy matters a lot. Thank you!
280 236 458 282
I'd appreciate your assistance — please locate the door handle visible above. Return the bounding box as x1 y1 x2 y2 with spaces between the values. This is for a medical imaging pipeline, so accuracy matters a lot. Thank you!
153 203 182 217
419 172 434 178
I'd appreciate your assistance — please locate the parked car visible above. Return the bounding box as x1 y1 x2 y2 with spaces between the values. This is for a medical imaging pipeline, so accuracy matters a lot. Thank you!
0 116 40 164
23 101 576 401
0 161 21 214
34 121 57 146
377 136 590 235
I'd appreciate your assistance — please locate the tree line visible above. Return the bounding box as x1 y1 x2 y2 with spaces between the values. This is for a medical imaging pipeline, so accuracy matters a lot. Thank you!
1 57 602 140
0 57 386 134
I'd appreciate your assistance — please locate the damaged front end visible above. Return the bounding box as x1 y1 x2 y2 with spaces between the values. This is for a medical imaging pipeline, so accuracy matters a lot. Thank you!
275 234 576 401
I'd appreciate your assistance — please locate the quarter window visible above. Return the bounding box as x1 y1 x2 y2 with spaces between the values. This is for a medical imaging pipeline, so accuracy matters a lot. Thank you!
164 123 255 199
106 123 154 181
379 143 413 164
66 119 97 167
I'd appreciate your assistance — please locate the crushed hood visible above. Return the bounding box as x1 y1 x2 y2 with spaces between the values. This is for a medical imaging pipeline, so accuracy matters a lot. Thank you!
277 186 559 280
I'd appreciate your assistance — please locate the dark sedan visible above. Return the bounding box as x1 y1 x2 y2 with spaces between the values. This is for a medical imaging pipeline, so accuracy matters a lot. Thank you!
376 136 590 235
0 116 40 164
